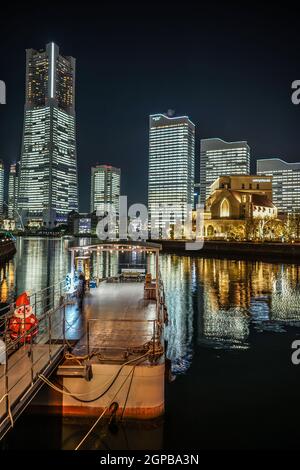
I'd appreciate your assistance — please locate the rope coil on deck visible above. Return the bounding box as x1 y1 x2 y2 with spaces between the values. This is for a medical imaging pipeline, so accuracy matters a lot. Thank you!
0 393 13 428
38 350 150 402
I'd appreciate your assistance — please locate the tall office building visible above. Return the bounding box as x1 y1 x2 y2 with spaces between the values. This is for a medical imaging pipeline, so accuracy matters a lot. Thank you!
90 165 121 215
18 42 78 227
194 183 201 210
0 161 4 216
8 163 19 219
257 158 300 214
148 114 195 238
200 138 250 204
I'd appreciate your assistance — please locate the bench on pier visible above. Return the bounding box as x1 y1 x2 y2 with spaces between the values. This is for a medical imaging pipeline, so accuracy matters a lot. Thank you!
120 268 146 282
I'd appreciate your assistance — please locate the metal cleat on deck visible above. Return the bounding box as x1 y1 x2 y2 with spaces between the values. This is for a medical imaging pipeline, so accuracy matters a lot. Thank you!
56 363 93 381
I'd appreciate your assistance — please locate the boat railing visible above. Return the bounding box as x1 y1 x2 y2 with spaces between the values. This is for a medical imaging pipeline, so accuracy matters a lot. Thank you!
0 281 75 438
0 280 69 320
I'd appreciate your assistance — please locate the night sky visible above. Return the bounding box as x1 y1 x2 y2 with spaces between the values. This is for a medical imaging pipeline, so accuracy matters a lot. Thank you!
0 1 299 211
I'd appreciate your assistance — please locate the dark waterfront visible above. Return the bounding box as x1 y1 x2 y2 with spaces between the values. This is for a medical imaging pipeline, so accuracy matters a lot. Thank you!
2 237 300 450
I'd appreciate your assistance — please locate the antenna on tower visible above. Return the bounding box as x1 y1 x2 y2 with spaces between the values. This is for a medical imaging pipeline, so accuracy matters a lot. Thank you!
166 109 175 117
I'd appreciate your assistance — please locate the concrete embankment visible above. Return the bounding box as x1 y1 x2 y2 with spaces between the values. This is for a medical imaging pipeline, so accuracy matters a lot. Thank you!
152 239 300 262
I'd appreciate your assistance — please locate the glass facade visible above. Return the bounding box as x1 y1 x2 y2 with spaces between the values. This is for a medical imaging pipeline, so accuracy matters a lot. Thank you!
200 138 250 204
8 163 18 219
148 114 195 238
18 42 78 227
90 165 121 215
257 158 300 214
0 160 4 216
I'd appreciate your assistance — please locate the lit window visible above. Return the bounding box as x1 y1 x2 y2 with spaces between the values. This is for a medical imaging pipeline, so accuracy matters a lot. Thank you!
220 198 230 217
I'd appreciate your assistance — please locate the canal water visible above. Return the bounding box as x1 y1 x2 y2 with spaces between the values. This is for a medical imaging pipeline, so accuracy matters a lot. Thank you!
1 237 300 449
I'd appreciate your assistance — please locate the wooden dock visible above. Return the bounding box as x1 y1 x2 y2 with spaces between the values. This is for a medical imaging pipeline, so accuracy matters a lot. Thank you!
73 282 158 358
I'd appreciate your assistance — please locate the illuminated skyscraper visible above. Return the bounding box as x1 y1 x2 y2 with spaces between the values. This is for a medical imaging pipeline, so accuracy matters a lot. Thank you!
257 158 300 214
18 42 78 227
0 160 4 216
90 165 121 215
200 138 250 204
8 163 18 219
148 113 195 238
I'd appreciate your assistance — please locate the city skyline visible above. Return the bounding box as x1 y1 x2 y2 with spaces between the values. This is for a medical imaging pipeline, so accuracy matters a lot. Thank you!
0 3 300 212
1 2 300 455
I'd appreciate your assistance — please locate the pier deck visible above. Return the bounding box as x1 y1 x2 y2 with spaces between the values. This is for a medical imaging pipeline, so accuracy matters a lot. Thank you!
61 281 165 420
73 281 158 358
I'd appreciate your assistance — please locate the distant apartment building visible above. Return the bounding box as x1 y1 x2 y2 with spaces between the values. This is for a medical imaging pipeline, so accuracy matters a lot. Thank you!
200 138 250 204
257 158 300 214
90 165 121 215
8 162 19 219
148 113 195 238
0 161 4 216
67 210 99 235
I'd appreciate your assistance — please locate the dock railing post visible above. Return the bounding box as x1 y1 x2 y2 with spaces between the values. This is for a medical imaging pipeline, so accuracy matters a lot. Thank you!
155 251 159 304
30 330 34 385
48 311 52 363
63 304 66 348
52 284 55 311
34 292 37 319
153 319 156 358
87 320 90 358
4 314 9 419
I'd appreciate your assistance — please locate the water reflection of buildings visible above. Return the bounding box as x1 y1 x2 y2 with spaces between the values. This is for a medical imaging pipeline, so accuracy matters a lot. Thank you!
1 239 300 363
160 255 194 374
0 260 15 304
161 256 300 365
270 265 300 321
0 238 72 301
91 251 119 279
196 259 300 347
14 238 70 294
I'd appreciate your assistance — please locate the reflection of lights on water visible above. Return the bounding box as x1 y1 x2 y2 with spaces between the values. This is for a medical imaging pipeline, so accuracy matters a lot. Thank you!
2 241 300 372
161 256 194 374
271 271 300 321
0 278 8 303
161 256 300 371
65 272 78 293
201 303 250 347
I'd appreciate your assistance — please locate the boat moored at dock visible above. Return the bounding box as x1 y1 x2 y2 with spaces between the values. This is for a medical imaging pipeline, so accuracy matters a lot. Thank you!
0 241 167 444
57 241 167 422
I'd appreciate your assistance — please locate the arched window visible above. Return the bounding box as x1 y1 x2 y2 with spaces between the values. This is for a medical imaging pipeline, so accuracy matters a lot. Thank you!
220 198 230 217
207 225 214 237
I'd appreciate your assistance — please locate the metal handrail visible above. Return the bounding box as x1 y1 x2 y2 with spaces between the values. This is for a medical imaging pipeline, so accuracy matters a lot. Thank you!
0 281 70 435
0 279 67 318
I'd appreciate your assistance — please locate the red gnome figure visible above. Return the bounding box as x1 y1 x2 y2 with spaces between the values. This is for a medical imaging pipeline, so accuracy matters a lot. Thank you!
9 292 38 343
